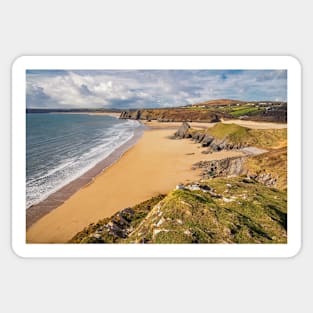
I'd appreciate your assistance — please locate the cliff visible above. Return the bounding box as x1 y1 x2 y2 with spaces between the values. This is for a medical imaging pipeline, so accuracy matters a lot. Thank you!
119 108 221 122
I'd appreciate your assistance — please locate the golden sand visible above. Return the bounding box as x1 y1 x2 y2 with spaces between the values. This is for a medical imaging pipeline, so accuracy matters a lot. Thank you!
26 127 245 243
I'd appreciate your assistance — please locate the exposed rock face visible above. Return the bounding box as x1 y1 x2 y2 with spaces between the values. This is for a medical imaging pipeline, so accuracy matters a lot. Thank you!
193 156 279 188
174 122 191 138
119 108 223 122
70 195 165 243
119 111 133 119
135 110 141 120
193 157 247 178
174 123 245 151
210 114 220 123
200 134 214 147
248 173 277 187
119 110 143 120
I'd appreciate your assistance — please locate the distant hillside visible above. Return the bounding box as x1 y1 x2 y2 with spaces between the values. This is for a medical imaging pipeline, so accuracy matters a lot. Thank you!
27 98 287 123
191 99 246 107
119 108 222 122
119 99 287 123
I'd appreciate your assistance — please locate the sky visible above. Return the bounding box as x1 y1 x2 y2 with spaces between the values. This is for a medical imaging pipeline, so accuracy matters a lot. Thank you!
26 69 287 109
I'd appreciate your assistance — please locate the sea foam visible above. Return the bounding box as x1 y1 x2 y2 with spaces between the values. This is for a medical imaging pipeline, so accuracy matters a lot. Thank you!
26 114 141 208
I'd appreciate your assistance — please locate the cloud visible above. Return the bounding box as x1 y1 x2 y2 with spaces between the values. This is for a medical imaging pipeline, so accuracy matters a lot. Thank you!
26 69 287 108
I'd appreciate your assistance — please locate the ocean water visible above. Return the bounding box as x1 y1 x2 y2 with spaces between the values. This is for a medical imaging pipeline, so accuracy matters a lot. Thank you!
26 113 141 208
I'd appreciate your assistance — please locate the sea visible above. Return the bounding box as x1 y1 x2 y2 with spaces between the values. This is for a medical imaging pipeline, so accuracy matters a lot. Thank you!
26 113 141 209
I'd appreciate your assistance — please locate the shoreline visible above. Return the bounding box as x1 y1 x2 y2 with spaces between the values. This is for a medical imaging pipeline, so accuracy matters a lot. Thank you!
26 124 144 229
26 119 285 243
27 124 247 243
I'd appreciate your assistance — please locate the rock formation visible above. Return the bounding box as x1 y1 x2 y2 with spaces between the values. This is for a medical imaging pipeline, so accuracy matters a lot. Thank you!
174 122 190 138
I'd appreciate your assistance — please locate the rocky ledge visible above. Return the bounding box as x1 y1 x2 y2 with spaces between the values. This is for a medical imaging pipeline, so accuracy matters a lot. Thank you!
174 122 245 152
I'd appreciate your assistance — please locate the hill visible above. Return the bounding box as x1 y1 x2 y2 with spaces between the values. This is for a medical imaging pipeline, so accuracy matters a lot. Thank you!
175 122 287 151
191 99 246 107
70 177 287 244
119 99 287 123
119 108 222 122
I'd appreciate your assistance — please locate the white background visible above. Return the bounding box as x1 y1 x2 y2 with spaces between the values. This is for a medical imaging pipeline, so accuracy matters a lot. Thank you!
0 0 311 312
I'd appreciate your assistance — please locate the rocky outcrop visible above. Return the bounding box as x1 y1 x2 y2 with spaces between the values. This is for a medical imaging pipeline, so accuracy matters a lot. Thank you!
119 111 133 119
210 114 220 123
119 110 143 120
173 123 246 151
193 155 280 188
248 173 277 187
193 157 247 178
70 195 165 243
174 122 191 138
119 108 223 122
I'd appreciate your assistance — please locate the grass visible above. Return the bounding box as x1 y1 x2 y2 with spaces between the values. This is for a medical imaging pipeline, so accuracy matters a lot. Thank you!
245 146 287 190
70 177 287 244
125 177 287 244
229 106 262 117
203 123 287 148
70 195 165 243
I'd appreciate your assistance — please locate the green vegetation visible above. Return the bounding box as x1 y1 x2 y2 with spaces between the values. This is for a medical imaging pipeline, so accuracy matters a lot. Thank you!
70 121 288 245
206 123 249 140
70 195 165 243
127 178 287 244
70 177 287 244
229 106 262 117
203 123 287 148
245 147 287 190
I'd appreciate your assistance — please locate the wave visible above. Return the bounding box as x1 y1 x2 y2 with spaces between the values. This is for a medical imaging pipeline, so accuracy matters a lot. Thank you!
26 118 141 209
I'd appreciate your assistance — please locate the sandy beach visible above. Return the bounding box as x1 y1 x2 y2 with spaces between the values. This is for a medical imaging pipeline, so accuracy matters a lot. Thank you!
26 124 245 243
145 119 287 130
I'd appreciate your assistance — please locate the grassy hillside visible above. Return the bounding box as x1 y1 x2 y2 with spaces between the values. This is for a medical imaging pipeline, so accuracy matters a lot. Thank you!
206 123 287 148
191 99 246 107
183 123 287 151
70 195 165 243
190 99 287 122
127 178 286 243
245 147 287 190
70 177 287 244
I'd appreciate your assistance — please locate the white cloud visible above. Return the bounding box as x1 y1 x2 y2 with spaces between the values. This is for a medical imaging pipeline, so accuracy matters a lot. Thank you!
26 70 287 108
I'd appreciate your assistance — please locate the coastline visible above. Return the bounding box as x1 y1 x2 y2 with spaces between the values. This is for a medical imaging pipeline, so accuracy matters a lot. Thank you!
26 123 247 243
52 111 121 118
26 124 144 229
26 119 286 243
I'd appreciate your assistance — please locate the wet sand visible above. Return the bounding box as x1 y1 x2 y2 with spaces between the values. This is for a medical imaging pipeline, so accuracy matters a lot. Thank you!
26 127 245 243
26 127 144 229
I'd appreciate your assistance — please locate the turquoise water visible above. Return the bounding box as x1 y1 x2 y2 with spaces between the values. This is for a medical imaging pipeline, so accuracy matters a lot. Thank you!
26 113 140 208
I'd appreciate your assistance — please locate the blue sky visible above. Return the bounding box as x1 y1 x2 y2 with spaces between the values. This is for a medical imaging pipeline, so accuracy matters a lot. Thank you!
26 69 287 108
